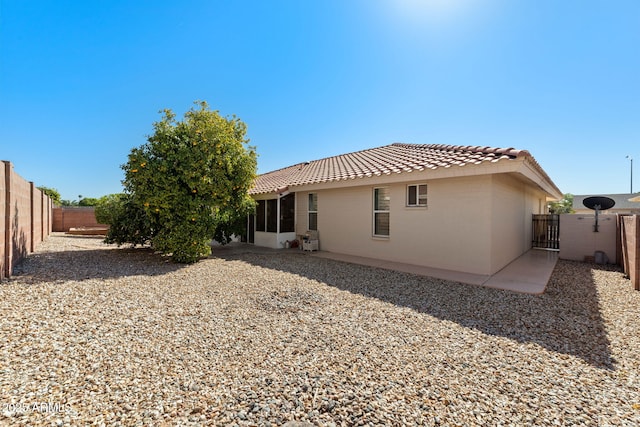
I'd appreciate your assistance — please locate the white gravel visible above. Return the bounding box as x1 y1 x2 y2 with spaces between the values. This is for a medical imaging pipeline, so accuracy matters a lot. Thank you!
1 233 639 426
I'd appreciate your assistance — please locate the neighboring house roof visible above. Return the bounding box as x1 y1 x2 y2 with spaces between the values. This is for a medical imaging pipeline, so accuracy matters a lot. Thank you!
573 193 640 211
251 143 561 197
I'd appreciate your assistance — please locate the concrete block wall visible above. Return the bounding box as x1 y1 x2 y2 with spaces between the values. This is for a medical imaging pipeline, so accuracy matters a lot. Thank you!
1 161 53 279
31 183 43 252
12 171 31 271
559 213 639 291
0 163 6 279
621 215 640 291
559 214 617 263
52 207 105 232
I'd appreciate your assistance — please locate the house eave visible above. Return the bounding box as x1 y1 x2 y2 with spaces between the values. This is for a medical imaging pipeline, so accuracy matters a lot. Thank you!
262 158 560 198
516 159 563 201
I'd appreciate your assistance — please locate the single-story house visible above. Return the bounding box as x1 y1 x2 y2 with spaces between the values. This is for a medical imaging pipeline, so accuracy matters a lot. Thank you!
572 193 640 215
249 143 562 276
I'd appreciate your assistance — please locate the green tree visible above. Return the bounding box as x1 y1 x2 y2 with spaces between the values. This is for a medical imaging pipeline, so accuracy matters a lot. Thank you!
79 197 99 206
99 194 154 247
38 186 61 206
95 193 125 225
118 101 257 263
548 193 574 214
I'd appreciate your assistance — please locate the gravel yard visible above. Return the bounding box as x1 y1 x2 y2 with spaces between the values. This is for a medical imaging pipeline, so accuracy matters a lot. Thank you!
1 233 640 426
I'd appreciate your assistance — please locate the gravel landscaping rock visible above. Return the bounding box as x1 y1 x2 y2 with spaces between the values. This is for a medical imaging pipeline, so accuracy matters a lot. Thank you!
1 233 639 426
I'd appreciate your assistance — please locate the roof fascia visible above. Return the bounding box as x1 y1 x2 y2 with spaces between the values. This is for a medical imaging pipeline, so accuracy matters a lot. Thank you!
515 160 563 201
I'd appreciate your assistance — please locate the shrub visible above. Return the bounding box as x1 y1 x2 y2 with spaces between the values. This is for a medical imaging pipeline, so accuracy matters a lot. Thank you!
101 194 154 247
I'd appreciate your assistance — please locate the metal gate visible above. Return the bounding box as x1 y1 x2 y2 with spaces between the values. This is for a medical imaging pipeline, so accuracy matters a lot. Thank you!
532 214 560 250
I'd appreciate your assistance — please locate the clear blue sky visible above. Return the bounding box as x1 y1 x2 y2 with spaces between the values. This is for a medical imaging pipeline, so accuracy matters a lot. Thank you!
1 0 638 201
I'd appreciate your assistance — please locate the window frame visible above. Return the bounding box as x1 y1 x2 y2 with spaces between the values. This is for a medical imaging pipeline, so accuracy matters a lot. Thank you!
406 183 428 207
308 193 318 231
373 187 390 237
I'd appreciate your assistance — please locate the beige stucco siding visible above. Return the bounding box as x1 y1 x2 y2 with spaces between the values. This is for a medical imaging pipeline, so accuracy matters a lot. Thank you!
292 174 549 275
297 175 500 275
559 213 617 262
489 174 547 274
427 177 491 272
317 185 372 256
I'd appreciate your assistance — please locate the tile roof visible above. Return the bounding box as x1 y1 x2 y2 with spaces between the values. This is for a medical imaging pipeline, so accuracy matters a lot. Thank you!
251 143 553 195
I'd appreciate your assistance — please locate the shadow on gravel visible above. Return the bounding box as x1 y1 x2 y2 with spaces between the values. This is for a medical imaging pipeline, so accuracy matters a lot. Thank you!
213 245 615 370
11 239 185 283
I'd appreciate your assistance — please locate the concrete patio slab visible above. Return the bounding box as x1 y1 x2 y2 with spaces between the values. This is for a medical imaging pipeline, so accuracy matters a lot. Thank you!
482 249 559 294
310 248 558 294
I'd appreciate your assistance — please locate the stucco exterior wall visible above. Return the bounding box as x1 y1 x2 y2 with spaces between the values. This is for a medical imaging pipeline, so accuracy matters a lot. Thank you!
290 174 550 275
489 174 547 273
559 214 617 263
254 231 278 249
296 175 507 275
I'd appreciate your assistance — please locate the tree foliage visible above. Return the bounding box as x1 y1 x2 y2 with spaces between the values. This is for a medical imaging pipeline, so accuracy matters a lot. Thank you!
78 197 99 206
58 196 99 206
97 193 154 247
38 186 61 206
114 101 257 263
548 193 574 214
95 194 125 225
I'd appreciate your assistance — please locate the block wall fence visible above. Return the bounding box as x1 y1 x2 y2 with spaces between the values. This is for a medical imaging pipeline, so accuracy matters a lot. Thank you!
52 207 105 232
1 161 53 280
558 213 640 291
620 215 640 291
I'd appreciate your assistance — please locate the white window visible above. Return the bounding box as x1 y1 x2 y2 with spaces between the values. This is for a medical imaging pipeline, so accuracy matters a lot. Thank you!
407 184 427 207
373 187 390 236
308 193 318 231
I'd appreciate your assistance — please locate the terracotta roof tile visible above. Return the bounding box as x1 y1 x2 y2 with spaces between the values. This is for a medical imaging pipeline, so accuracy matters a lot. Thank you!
250 143 552 195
